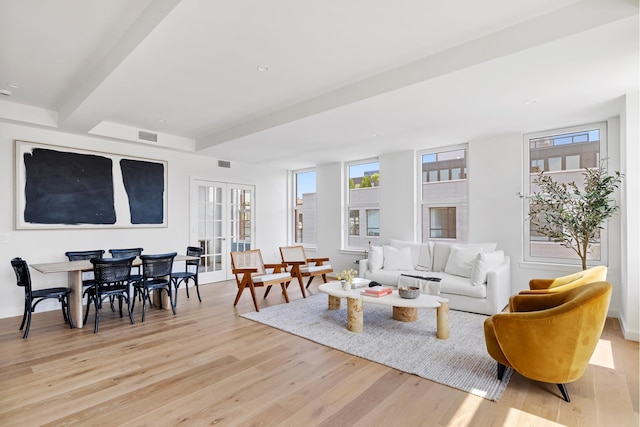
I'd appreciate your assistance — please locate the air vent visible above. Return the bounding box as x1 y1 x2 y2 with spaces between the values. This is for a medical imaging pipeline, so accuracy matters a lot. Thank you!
138 130 157 142
218 160 231 168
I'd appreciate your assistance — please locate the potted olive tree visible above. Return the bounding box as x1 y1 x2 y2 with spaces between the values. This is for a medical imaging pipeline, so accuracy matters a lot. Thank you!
523 162 623 270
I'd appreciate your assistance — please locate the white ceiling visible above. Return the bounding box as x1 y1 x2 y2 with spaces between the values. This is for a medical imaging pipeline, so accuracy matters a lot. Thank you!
0 0 637 169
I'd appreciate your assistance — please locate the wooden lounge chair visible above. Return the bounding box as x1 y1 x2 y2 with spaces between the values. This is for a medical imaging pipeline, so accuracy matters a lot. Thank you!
231 249 292 312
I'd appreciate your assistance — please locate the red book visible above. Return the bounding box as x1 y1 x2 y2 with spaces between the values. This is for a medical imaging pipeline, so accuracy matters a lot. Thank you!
361 287 392 297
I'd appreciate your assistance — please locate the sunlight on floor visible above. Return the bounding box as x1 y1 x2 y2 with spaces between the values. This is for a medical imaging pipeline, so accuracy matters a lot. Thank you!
503 408 567 426
447 393 483 425
589 339 616 369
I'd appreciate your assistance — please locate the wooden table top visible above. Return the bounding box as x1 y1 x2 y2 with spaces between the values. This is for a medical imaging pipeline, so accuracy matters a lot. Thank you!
31 255 198 274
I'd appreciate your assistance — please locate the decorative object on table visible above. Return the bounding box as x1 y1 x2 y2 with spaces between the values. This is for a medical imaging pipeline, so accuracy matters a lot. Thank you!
341 280 351 290
398 286 420 299
361 286 392 297
241 293 512 401
336 268 357 285
520 161 623 270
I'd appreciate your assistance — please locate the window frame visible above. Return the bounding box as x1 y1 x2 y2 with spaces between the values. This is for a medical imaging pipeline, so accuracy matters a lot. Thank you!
344 158 380 250
292 168 317 248
522 122 608 266
417 144 468 243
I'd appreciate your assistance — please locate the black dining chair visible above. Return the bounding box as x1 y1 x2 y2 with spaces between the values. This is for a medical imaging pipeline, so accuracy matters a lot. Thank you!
85 256 136 333
64 249 105 295
171 246 203 306
11 257 74 339
109 247 144 286
132 252 177 322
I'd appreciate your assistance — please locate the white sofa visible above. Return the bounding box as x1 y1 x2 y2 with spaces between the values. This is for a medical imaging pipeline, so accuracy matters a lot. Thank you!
358 239 511 315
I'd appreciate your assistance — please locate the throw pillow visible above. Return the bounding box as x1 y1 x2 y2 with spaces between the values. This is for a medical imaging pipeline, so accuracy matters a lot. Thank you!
431 242 453 272
444 245 485 278
416 243 432 271
382 245 413 271
470 250 505 286
368 245 384 271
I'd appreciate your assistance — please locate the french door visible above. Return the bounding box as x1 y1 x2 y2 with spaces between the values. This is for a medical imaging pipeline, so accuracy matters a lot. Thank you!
190 180 254 283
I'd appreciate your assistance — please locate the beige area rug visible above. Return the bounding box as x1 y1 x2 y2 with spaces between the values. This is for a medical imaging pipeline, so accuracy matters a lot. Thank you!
241 293 512 401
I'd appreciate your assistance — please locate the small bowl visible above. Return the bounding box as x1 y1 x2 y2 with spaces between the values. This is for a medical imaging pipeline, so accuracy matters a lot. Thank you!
398 286 420 299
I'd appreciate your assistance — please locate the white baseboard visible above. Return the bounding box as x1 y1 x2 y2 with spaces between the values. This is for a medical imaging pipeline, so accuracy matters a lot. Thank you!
608 309 639 342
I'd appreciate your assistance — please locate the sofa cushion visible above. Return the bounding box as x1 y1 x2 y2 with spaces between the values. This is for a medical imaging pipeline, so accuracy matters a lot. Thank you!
440 273 487 299
390 239 432 271
445 245 485 278
369 245 384 271
433 242 498 272
471 250 505 286
383 245 413 270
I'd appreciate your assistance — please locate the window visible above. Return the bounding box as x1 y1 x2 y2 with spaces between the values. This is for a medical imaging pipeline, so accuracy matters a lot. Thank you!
419 146 468 242
524 122 606 265
346 159 380 249
293 169 316 245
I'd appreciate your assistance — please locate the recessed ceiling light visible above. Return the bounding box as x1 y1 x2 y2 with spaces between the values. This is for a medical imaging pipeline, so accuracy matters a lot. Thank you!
0 89 12 96
158 119 167 123
256 64 270 72
524 99 537 105
7 82 19 89
371 133 379 137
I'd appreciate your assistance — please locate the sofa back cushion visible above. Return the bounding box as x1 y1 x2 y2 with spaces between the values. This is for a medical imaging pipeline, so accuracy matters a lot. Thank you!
382 245 413 270
368 245 384 271
470 250 505 285
390 239 432 271
433 242 498 273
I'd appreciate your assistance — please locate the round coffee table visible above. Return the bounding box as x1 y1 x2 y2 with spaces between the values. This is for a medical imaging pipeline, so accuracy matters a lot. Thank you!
318 281 449 339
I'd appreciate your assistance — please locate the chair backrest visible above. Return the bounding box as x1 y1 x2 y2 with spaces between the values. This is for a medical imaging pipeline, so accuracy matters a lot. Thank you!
65 249 105 261
91 256 136 284
109 248 143 259
141 252 177 279
11 257 32 295
279 246 307 265
185 246 203 267
230 250 266 276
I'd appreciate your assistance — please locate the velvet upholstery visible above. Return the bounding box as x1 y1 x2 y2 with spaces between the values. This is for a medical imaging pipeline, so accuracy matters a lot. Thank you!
484 281 611 399
522 265 607 295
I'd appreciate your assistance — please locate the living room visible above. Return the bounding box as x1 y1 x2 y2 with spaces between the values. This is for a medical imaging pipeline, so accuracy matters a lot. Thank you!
0 1 638 424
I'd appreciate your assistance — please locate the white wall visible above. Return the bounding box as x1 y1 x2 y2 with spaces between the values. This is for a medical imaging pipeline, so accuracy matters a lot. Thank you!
0 122 287 319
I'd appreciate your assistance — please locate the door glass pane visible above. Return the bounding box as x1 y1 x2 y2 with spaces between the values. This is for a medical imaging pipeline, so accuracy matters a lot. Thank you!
197 184 223 273
230 188 253 252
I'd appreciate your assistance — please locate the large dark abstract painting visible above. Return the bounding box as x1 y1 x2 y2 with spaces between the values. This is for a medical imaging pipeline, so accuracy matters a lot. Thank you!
15 141 167 229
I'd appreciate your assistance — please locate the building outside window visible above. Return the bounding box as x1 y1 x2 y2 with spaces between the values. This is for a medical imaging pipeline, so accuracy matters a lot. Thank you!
419 146 468 242
346 159 380 249
293 169 316 245
524 122 606 265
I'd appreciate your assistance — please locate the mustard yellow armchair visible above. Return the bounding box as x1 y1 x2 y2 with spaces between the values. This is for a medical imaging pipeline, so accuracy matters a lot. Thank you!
484 281 611 402
520 265 607 295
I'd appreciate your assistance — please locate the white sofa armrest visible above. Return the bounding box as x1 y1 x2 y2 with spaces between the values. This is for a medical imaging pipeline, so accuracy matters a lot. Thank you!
358 258 369 278
485 256 511 314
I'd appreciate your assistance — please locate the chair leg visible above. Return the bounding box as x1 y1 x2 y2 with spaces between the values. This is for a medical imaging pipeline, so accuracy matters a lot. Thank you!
22 305 32 339
20 300 29 331
497 362 506 381
194 277 201 302
248 283 260 312
65 296 75 329
305 276 314 289
93 298 100 333
264 285 272 298
557 384 570 402
167 288 176 315
281 282 290 303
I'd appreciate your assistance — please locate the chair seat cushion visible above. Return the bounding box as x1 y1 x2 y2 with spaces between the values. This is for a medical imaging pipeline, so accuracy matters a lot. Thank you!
254 272 291 283
171 271 196 279
32 287 71 297
139 278 171 288
301 264 332 274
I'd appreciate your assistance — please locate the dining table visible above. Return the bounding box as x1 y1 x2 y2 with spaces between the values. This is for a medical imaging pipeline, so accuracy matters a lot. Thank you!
30 255 199 328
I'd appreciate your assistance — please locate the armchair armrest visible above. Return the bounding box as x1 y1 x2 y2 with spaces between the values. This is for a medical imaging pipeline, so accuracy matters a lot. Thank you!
509 288 576 312
232 268 258 274
485 256 511 314
264 263 287 273
528 278 554 290
307 257 329 264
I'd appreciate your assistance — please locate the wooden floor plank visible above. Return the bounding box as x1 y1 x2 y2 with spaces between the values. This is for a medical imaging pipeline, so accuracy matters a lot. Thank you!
0 278 637 426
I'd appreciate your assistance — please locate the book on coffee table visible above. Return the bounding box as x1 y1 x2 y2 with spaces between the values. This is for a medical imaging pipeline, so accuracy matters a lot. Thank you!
361 287 392 297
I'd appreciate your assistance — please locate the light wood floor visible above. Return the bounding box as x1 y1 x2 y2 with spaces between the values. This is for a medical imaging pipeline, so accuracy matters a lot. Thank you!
1 279 637 427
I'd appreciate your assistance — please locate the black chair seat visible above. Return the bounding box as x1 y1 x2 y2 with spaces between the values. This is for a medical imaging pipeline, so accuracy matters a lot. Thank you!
32 287 72 298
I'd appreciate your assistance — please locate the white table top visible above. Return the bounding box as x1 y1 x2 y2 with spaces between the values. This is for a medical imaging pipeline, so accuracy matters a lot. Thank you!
318 281 447 308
